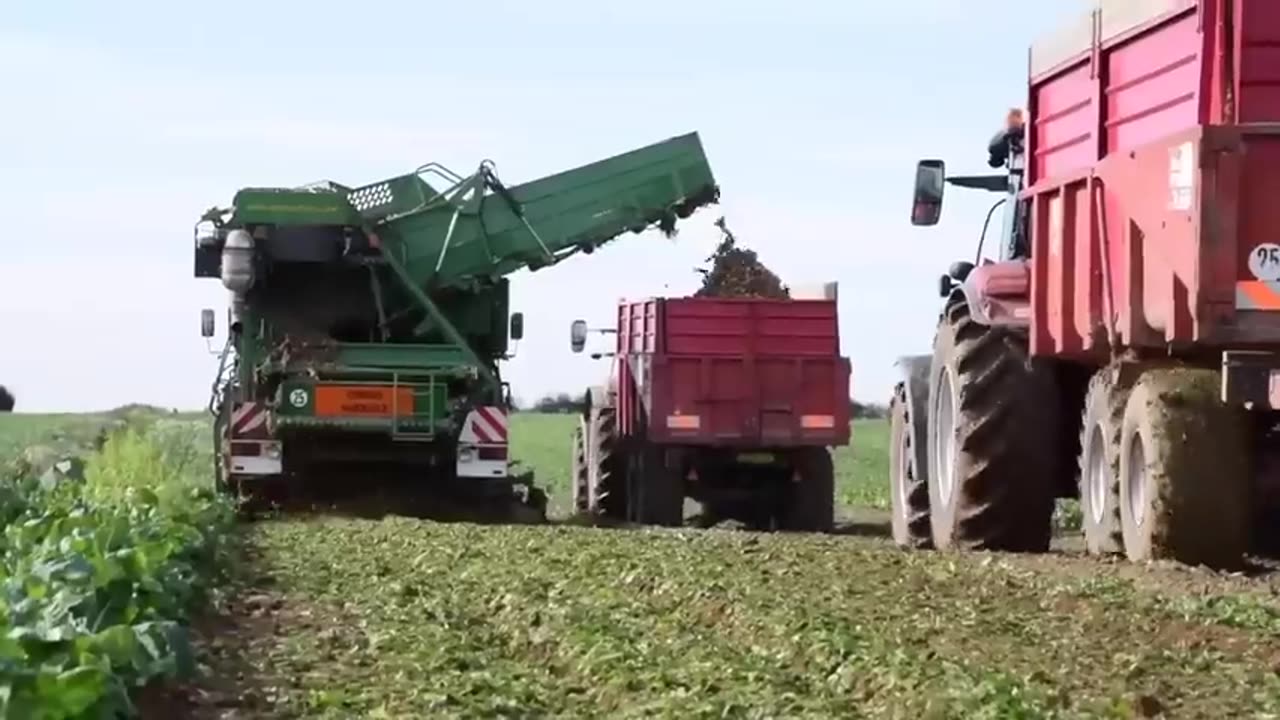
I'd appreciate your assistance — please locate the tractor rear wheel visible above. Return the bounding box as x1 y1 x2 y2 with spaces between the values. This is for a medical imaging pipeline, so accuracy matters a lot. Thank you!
586 407 627 520
925 298 1059 552
1077 369 1131 556
1117 367 1250 569
889 384 931 548
570 423 589 514
781 447 835 532
626 442 684 526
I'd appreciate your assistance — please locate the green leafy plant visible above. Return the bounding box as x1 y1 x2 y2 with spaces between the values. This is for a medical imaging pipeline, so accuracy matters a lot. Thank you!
0 421 232 719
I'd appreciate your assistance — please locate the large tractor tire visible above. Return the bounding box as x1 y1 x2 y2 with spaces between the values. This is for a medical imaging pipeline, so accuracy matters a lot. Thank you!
570 422 589 514
781 447 835 533
1117 367 1250 569
889 384 931 548
626 441 684 526
586 406 628 520
925 298 1060 552
1076 369 1132 556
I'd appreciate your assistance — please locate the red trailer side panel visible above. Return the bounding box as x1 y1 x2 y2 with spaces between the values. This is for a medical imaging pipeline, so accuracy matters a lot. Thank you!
1024 0 1280 357
614 296 851 447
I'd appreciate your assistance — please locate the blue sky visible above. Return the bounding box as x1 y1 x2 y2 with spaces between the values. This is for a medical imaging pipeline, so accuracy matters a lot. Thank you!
1 0 1084 412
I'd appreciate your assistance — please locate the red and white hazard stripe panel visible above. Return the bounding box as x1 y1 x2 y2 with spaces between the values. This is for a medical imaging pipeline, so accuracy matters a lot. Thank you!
457 406 509 479
226 402 281 476
229 402 271 439
470 406 508 444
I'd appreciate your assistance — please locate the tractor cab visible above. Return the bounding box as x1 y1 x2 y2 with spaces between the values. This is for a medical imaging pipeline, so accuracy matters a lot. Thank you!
909 108 1032 287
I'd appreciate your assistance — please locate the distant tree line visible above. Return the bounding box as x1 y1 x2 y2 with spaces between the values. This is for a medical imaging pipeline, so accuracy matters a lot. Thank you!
0 385 13 413
517 392 887 419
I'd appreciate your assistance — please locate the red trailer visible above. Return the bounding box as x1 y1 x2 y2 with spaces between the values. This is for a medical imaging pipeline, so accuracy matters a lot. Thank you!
898 0 1280 569
571 291 851 531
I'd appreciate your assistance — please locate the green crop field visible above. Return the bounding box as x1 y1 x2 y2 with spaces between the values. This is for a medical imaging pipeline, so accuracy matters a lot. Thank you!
4 410 1280 718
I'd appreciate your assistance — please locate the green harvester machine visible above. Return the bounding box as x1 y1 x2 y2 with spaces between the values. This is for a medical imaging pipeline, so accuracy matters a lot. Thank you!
194 133 719 518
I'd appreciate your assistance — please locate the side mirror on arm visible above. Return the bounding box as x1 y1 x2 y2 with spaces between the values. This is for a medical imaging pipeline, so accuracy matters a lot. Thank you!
911 159 946 226
570 320 587 353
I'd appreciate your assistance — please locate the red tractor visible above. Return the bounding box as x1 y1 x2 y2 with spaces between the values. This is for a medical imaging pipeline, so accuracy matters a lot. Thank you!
571 290 851 531
892 0 1280 569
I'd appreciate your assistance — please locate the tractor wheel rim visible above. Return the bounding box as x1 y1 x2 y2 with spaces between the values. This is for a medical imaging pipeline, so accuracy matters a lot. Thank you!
1085 423 1108 526
1126 431 1147 529
935 366 957 506
896 421 911 513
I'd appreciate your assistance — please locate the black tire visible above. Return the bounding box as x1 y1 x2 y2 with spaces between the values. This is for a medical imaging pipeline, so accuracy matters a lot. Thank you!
627 442 684 526
570 422 589 514
925 298 1059 552
587 407 627 520
212 397 232 495
889 384 931 548
1117 367 1250 569
1077 369 1131 556
781 447 835 532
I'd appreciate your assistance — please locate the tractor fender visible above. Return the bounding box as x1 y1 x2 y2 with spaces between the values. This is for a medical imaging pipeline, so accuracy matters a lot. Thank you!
948 261 1032 329
892 354 932 486
582 385 613 418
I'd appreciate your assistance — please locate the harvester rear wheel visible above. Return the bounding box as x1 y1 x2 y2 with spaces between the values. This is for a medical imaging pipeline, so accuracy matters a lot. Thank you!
889 384 931 548
212 401 230 494
781 447 834 533
571 423 589 514
1117 367 1250 569
587 407 627 520
1077 369 1131 556
626 442 684 526
926 298 1059 553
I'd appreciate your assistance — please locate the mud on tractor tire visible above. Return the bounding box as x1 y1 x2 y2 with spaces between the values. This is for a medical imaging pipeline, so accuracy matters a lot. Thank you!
926 298 1060 553
889 383 931 548
1117 367 1250 569
1076 369 1133 556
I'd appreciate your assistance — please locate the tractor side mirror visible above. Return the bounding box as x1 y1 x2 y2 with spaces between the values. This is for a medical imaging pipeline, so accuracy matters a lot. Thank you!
911 159 946 226
201 308 215 338
509 312 524 341
570 320 587 353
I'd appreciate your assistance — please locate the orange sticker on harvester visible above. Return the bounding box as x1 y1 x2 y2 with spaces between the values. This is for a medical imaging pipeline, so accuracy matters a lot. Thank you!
314 385 415 417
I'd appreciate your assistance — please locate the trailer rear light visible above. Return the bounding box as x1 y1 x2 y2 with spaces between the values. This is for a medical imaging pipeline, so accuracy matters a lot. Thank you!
230 441 261 456
478 446 508 461
801 414 835 429
666 414 701 430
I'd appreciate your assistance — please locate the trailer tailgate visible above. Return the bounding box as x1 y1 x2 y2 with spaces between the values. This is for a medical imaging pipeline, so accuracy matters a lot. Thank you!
643 354 852 446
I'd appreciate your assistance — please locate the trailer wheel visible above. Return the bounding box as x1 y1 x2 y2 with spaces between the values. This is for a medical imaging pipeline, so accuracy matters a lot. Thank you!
1117 368 1250 569
570 422 589 514
586 407 627 520
926 298 1059 552
627 442 683 526
889 384 931 548
782 447 835 533
1077 369 1131 556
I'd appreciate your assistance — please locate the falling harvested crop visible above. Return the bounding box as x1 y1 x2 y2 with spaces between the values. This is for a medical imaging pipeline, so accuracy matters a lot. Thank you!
694 217 790 299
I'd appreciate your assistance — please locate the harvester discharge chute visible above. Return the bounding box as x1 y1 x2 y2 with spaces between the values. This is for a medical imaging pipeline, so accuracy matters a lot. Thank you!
194 132 719 518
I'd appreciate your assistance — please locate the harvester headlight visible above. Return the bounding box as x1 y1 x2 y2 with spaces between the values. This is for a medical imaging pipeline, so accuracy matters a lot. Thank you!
264 443 282 459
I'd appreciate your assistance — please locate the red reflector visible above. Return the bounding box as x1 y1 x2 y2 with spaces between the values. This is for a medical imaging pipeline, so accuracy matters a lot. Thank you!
478 446 508 461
